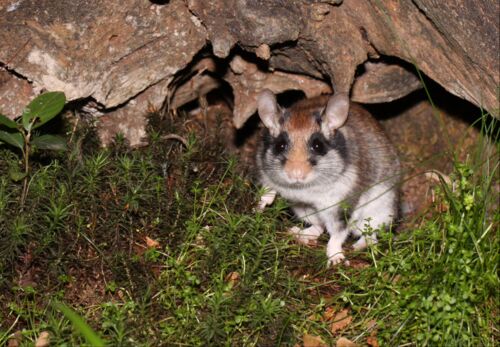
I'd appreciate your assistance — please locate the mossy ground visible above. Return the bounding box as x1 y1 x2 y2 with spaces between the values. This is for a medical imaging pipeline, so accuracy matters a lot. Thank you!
0 103 498 346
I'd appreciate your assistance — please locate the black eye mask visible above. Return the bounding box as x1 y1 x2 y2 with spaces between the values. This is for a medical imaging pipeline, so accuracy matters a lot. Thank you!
330 130 348 161
308 132 329 156
272 132 290 156
307 131 348 161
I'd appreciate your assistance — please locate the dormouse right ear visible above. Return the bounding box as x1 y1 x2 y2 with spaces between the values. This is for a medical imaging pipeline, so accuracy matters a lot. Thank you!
257 89 281 137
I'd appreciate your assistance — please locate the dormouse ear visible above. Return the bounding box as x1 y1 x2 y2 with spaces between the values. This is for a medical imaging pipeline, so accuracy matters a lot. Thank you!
257 89 281 137
322 92 349 135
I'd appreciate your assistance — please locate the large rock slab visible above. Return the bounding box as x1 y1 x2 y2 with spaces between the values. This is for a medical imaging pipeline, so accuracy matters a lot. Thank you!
190 0 498 117
0 0 498 145
0 70 36 118
344 0 498 116
0 0 206 107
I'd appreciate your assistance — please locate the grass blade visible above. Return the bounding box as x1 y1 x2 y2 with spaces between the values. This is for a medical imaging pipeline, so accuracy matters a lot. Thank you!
53 302 106 346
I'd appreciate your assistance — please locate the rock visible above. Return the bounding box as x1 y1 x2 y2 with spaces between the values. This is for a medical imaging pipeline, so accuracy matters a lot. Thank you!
190 0 498 116
1 0 498 147
224 55 332 128
342 0 498 116
97 80 169 146
351 61 422 103
170 57 220 110
0 0 207 130
255 44 271 61
0 71 36 118
188 0 302 56
1 0 206 107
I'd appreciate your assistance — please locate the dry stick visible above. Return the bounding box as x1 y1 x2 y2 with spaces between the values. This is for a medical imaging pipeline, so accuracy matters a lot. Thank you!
20 118 37 209
161 134 188 147
68 110 80 144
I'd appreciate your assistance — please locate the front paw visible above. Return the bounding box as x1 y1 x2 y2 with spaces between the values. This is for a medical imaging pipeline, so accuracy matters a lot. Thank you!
326 241 350 267
256 188 277 211
288 225 322 246
327 252 350 267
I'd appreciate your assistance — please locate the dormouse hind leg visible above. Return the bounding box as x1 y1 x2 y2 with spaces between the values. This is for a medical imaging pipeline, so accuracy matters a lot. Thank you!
350 184 397 250
289 205 324 245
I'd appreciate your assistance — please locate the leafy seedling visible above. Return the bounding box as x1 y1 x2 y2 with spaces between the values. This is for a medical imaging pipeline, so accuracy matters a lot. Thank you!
0 91 66 206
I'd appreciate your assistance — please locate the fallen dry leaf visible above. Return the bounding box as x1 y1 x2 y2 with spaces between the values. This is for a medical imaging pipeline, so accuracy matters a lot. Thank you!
364 319 379 347
323 306 336 321
348 259 370 269
303 334 328 347
7 331 22 347
392 274 402 284
336 337 357 347
425 170 452 186
330 309 352 333
225 271 240 289
367 335 379 347
365 319 377 330
145 236 160 249
35 331 50 347
307 313 319 321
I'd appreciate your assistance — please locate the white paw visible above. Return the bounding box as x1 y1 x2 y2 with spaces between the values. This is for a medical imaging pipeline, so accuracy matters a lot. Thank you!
352 235 378 251
352 237 367 251
256 188 277 211
327 252 350 267
288 225 322 246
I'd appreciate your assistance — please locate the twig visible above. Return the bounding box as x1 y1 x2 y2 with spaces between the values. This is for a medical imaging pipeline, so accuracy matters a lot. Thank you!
161 134 188 147
68 110 80 144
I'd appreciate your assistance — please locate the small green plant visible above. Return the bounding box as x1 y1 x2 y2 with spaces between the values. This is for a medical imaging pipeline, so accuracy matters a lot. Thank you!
0 91 67 206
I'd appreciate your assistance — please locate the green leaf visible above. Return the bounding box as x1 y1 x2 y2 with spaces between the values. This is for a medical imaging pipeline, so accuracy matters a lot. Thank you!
0 113 18 129
0 130 24 149
22 91 66 130
31 134 67 151
53 302 106 346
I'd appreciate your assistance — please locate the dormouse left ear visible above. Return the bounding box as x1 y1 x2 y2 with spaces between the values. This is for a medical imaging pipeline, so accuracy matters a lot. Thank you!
321 92 349 136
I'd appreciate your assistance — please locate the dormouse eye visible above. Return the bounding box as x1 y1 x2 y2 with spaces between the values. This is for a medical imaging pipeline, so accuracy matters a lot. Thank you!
309 135 327 156
272 133 289 155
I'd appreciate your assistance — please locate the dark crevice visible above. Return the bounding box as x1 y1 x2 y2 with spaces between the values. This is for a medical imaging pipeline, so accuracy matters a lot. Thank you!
358 25 381 58
0 63 33 87
149 0 169 4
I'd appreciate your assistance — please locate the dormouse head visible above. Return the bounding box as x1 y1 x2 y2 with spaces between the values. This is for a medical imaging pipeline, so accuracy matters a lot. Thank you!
257 89 350 186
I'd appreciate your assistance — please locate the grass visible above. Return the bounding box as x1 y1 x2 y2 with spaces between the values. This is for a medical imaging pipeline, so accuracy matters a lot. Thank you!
337 161 499 345
0 106 498 346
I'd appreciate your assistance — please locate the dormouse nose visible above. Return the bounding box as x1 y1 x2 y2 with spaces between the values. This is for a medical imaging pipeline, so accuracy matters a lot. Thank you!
284 160 312 181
